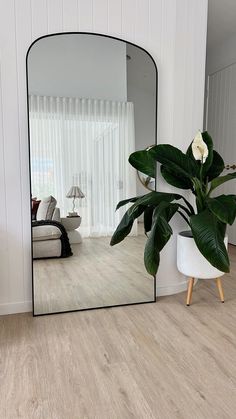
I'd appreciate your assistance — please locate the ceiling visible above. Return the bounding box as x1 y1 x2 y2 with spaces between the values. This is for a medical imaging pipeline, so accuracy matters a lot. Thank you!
207 0 236 49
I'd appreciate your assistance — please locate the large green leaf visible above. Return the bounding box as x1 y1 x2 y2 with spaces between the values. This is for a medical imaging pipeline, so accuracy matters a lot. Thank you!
206 150 225 181
116 196 144 210
149 144 198 179
210 172 236 193
128 191 182 217
160 165 193 190
144 202 178 275
186 131 213 177
207 195 236 225
166 203 183 221
129 149 156 178
127 191 194 219
110 204 145 246
144 243 160 277
143 206 154 234
190 209 229 273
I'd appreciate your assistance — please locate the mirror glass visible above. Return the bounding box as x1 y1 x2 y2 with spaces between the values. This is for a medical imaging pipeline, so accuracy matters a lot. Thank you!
27 33 157 315
137 171 155 191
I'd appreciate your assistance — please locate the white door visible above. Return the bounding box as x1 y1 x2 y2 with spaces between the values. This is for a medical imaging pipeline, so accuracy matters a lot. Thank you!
206 63 236 245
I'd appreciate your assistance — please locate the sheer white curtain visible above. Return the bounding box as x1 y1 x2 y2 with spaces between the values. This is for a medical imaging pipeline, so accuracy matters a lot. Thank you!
29 95 137 237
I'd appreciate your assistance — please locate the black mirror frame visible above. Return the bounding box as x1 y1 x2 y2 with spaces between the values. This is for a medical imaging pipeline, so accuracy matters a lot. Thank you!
26 32 158 316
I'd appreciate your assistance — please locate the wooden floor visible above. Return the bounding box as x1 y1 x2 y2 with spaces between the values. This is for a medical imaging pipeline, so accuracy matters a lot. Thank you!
33 231 154 315
1 246 236 418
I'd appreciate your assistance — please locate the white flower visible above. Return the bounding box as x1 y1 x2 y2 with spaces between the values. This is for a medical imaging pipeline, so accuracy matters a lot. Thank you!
191 131 208 163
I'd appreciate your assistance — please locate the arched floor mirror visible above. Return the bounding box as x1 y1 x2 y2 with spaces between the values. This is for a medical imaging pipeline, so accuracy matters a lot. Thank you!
26 32 158 316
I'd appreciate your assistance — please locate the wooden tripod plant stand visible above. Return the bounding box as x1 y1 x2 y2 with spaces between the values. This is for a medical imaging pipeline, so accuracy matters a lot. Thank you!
186 277 225 306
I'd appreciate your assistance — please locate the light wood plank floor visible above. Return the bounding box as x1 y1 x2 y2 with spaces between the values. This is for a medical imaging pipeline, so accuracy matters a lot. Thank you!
1 246 236 418
33 231 154 315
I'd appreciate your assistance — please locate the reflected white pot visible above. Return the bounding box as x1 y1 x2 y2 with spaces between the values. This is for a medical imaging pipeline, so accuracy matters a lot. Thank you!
177 231 228 279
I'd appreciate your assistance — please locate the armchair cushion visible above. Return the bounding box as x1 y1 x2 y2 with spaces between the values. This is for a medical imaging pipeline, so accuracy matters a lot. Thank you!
36 195 57 220
33 225 61 241
52 207 61 222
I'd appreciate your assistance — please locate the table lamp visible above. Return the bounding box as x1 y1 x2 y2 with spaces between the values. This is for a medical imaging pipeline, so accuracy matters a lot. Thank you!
66 186 85 217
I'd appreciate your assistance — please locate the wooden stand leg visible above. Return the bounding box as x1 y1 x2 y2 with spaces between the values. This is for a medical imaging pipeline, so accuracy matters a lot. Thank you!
186 278 194 306
216 278 224 303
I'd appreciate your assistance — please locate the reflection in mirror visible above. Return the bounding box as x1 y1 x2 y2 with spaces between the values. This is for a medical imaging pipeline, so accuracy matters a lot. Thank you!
137 170 155 191
27 33 157 315
137 145 156 191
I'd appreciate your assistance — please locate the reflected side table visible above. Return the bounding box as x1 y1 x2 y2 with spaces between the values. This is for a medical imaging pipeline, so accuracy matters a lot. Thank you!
61 216 82 244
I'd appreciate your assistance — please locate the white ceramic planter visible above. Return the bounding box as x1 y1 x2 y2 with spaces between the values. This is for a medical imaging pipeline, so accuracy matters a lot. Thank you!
177 231 228 279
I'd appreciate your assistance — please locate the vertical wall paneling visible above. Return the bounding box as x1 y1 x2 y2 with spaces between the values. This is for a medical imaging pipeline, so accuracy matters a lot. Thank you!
190 0 208 138
158 0 176 144
31 0 48 39
77 0 93 32
0 0 25 310
62 0 79 32
134 0 149 47
93 0 108 34
174 0 207 147
107 0 122 37
0 5 8 303
121 0 136 42
0 62 9 304
47 0 63 34
172 0 188 146
155 0 184 287
15 0 33 305
207 63 236 244
156 0 208 293
0 0 208 314
148 0 163 141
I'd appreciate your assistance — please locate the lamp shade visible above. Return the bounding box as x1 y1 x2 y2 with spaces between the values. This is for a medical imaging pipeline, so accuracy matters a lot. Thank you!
66 186 85 198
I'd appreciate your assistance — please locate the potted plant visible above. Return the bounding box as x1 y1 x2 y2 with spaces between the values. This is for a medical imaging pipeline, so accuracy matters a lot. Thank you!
110 131 236 303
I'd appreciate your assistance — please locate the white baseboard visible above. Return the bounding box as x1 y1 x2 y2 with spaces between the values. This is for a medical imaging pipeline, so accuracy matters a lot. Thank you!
0 279 197 315
156 279 198 297
0 301 32 316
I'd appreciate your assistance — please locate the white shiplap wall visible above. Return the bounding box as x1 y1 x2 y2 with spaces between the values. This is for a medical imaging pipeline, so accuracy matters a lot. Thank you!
207 64 236 245
0 0 208 315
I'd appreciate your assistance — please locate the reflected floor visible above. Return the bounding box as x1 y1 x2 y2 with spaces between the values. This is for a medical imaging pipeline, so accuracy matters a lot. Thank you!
33 230 154 314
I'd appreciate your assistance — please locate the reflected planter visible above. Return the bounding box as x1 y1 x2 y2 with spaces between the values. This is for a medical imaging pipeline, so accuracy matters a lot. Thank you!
177 231 228 279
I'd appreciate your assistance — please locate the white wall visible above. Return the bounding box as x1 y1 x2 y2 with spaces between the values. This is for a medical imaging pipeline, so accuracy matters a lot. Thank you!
0 0 208 315
127 43 156 153
129 81 156 196
205 31 236 128
129 85 155 151
28 34 127 101
206 32 236 76
127 43 156 196
205 33 236 246
206 63 236 245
